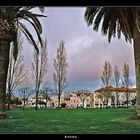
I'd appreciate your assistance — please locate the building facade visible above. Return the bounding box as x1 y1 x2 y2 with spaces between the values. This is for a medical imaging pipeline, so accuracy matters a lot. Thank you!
10 86 137 109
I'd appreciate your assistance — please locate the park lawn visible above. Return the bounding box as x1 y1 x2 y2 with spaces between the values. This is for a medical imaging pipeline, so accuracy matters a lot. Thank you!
0 108 140 134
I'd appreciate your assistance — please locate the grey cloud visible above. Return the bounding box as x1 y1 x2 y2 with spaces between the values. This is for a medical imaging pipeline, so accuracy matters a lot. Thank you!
22 7 136 90
66 36 135 84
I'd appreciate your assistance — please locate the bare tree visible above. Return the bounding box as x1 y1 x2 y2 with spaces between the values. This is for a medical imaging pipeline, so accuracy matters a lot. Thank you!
53 40 68 108
32 38 48 110
18 87 33 110
6 37 26 110
96 92 104 108
77 89 90 108
40 87 53 109
113 65 121 107
122 63 131 107
101 60 113 107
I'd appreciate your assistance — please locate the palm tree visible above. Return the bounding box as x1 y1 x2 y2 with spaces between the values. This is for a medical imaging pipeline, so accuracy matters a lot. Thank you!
0 7 46 119
84 7 140 118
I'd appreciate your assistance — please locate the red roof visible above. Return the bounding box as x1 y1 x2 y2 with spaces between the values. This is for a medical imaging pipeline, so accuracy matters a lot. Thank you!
32 96 44 99
95 86 136 93
65 98 70 101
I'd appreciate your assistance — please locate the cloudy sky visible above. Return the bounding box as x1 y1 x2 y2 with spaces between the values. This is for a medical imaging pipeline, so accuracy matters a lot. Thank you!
22 7 136 92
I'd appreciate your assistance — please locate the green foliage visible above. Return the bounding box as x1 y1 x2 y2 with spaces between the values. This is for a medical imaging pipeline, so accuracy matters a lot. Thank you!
61 102 66 108
10 99 22 105
38 100 46 105
131 98 136 105
123 100 131 105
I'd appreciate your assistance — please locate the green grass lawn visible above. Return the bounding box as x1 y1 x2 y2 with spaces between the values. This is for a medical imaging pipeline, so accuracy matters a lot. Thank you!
0 108 140 134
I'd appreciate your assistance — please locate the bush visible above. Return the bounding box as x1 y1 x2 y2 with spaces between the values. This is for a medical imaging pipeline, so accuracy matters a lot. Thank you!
131 98 136 105
38 100 46 105
61 103 66 108
10 99 22 105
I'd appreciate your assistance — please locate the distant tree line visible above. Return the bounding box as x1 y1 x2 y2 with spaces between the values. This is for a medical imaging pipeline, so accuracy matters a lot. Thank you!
100 60 133 108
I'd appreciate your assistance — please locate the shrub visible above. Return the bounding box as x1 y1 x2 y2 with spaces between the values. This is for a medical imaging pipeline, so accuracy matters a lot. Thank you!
10 99 22 105
61 103 66 108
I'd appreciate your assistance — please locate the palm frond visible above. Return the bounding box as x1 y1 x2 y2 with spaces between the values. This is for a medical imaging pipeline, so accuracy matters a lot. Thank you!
24 18 43 47
24 11 44 33
85 7 134 43
21 7 45 13
101 10 111 35
38 7 45 13
131 8 140 32
13 31 18 61
15 10 43 33
84 7 100 26
18 22 39 54
93 7 106 31
116 21 121 39
21 7 35 11
118 9 132 42
32 13 47 18
108 19 117 42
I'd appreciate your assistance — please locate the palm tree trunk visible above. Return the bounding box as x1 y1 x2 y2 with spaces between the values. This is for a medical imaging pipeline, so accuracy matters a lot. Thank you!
133 26 140 119
0 41 10 119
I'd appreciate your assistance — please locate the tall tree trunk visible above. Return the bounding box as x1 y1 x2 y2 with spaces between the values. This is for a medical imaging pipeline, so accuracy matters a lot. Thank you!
45 98 47 109
116 91 119 107
133 26 140 119
126 92 129 108
23 99 25 110
58 85 61 108
35 53 39 110
35 91 38 110
0 41 10 119
90 94 94 107
83 100 84 108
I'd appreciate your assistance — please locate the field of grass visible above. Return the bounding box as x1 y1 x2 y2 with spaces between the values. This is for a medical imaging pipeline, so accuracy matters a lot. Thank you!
0 108 140 134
